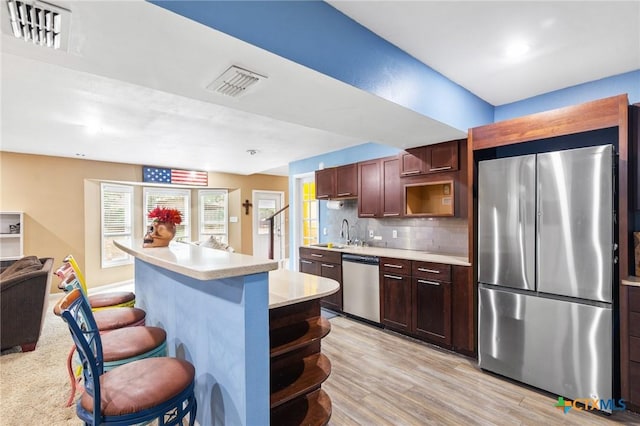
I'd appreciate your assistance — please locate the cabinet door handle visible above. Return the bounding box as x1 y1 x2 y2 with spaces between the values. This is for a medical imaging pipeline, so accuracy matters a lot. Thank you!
360 213 375 217
384 274 403 280
383 213 400 217
401 170 421 176
429 166 452 172
311 253 324 258
418 268 440 274
317 195 329 199
383 264 403 269
337 192 352 196
321 264 335 268
418 279 441 286
300 260 313 264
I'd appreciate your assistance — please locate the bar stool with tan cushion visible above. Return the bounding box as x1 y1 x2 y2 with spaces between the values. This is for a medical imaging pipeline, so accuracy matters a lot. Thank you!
56 289 196 425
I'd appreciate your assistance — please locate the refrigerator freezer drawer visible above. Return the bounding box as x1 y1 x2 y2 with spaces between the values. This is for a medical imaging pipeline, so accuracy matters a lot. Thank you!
478 286 612 403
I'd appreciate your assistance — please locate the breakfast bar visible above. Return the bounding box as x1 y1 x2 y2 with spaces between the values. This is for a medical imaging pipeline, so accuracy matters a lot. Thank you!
115 240 339 426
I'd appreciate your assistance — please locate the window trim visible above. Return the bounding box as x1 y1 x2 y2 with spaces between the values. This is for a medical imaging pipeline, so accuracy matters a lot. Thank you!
198 189 228 243
143 187 191 242
101 183 133 268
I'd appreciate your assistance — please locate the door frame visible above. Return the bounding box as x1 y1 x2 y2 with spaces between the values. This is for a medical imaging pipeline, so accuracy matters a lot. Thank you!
292 172 316 270
252 190 285 261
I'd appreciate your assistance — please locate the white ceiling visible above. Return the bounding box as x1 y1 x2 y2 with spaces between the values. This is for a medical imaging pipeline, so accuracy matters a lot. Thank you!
1 1 638 176
329 1 640 106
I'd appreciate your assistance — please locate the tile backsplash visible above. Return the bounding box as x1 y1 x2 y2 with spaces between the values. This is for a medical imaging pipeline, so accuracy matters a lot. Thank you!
321 199 468 257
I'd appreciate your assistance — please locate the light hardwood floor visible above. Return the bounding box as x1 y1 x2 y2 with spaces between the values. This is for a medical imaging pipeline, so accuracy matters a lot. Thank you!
321 315 640 425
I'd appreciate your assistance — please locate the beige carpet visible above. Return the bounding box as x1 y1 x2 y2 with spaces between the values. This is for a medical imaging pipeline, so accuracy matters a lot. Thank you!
0 295 77 425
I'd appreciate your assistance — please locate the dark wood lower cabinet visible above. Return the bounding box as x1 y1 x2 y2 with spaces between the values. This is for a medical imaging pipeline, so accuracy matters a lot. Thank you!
451 266 475 355
380 272 412 332
319 262 342 312
299 247 343 312
627 286 640 412
413 278 451 346
380 257 474 356
631 362 640 410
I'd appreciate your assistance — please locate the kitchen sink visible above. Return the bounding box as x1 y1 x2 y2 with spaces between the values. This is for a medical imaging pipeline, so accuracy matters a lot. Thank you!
311 243 347 249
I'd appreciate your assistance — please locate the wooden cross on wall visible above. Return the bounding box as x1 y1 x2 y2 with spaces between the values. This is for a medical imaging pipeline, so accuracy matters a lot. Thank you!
242 199 253 215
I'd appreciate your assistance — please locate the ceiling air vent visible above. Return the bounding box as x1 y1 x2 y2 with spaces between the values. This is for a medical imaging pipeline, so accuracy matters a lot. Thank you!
206 66 267 98
4 0 71 50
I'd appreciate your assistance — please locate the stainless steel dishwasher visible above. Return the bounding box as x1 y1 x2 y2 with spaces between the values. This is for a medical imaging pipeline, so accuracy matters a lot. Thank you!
342 254 380 323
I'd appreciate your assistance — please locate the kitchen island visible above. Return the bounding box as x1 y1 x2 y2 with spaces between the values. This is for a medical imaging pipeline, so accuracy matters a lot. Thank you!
115 240 339 426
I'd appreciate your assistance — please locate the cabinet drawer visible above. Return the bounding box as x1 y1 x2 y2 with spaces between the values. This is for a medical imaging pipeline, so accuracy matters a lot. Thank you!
631 336 640 363
299 247 341 264
631 312 640 337
380 257 411 275
413 261 451 282
630 287 640 313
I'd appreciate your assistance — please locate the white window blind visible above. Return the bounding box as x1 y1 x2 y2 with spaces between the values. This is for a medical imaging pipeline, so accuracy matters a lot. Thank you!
143 188 190 241
199 190 228 243
101 183 133 268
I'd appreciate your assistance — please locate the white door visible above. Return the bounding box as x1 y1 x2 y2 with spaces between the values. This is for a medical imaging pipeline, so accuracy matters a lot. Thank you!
252 191 285 260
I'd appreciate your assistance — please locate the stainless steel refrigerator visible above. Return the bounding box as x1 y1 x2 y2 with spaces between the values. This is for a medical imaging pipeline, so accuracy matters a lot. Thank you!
477 144 615 406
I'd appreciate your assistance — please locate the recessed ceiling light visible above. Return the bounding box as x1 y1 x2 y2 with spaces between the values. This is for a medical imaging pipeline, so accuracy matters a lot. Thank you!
85 122 103 134
505 40 530 59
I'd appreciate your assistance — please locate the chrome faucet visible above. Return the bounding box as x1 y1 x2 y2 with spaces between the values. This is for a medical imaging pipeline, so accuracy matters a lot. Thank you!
340 219 350 244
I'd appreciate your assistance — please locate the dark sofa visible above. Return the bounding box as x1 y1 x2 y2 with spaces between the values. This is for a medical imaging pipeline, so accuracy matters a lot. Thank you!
1 256 54 352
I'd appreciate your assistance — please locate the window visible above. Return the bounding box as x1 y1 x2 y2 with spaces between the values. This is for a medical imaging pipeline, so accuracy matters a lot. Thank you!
301 178 318 246
144 188 190 242
199 190 228 242
101 183 133 268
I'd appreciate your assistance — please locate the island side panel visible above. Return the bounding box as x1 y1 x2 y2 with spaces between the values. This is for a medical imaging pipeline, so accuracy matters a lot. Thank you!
134 259 270 426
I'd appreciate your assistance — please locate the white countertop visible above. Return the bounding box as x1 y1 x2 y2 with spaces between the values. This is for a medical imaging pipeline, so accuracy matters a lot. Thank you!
622 276 640 287
115 239 279 281
268 269 339 309
304 244 471 267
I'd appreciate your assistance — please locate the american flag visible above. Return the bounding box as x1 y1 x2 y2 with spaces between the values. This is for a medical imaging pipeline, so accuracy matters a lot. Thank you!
143 167 208 186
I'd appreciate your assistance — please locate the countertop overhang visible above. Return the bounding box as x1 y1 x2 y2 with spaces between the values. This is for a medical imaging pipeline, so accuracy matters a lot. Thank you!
304 244 471 267
268 269 339 309
115 239 279 280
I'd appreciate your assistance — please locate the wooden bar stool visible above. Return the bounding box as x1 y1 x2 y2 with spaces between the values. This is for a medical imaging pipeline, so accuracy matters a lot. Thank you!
55 289 197 426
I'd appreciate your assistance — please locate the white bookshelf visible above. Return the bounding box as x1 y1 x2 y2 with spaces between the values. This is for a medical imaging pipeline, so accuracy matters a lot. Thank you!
0 212 23 261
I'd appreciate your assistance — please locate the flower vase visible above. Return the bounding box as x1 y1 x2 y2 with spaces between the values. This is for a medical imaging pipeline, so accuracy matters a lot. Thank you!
143 221 177 248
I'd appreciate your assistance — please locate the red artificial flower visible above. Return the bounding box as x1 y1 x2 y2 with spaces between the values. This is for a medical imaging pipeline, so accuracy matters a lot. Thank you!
147 207 183 225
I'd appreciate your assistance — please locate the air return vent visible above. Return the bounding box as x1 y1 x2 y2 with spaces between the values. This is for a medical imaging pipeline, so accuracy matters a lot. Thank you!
4 0 71 50
206 66 267 98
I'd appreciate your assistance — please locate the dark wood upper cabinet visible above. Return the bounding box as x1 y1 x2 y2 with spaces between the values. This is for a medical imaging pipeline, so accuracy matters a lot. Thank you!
315 164 357 200
315 168 335 200
400 148 426 176
399 140 459 176
381 157 402 217
358 159 381 218
335 164 358 198
426 140 458 173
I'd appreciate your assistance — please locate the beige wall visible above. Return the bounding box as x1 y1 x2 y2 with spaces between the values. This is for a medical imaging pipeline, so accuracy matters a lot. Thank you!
0 152 288 293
